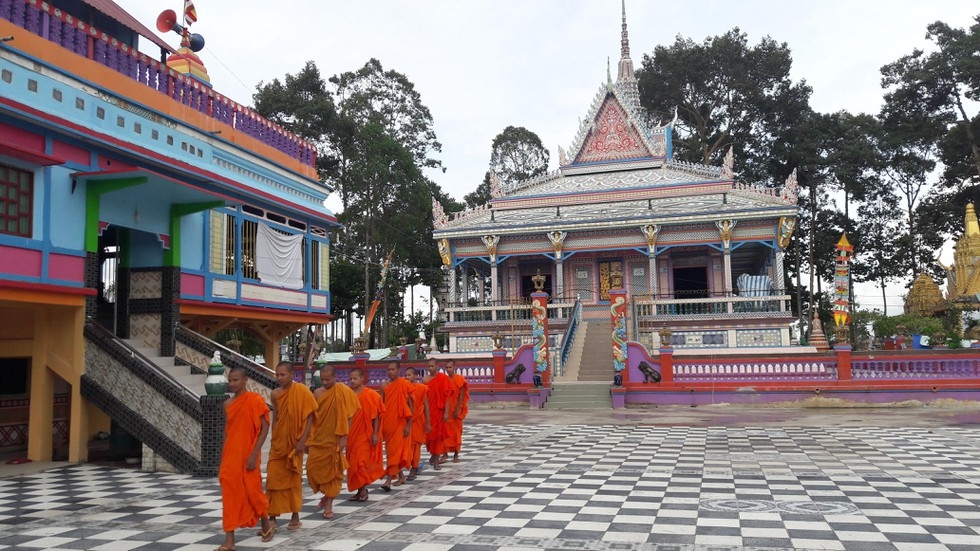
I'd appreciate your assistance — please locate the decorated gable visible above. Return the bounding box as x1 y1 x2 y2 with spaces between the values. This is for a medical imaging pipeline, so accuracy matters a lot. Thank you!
573 93 663 165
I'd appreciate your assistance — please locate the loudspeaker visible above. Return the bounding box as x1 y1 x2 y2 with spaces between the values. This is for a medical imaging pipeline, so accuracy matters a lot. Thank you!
155 9 205 52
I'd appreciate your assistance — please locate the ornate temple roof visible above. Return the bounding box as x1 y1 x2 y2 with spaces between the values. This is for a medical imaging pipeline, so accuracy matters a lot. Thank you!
433 2 798 239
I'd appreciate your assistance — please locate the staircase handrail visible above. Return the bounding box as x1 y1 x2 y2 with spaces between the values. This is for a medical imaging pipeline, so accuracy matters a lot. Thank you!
84 322 201 414
175 324 278 390
558 299 583 377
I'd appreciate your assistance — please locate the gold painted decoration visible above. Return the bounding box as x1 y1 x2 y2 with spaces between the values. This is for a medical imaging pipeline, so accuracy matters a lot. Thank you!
437 239 452 267
777 217 796 250
547 231 567 257
481 235 500 262
640 224 660 252
716 219 736 249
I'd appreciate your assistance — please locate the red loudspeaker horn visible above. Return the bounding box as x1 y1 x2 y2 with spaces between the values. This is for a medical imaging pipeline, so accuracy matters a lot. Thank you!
156 9 177 33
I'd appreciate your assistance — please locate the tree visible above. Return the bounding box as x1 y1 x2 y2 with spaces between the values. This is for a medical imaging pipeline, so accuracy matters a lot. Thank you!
253 61 339 179
464 171 492 209
489 126 549 184
636 28 812 185
880 15 980 189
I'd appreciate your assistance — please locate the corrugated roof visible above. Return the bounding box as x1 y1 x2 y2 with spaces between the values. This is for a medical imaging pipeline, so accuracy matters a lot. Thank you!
81 0 175 53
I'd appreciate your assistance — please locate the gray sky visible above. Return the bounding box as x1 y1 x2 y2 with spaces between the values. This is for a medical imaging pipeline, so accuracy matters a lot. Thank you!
117 0 978 314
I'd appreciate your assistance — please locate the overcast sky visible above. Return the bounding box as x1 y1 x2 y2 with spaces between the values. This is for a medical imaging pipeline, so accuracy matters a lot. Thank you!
117 0 978 314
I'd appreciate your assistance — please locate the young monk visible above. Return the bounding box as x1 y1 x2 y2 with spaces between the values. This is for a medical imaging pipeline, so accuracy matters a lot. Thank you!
346 367 384 502
404 366 430 481
307 364 359 520
266 361 316 531
423 358 452 470
217 367 274 550
444 359 470 463
379 361 413 491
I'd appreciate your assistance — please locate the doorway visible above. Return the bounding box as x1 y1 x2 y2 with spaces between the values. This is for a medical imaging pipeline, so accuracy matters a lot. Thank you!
597 260 623 301
673 266 709 299
96 226 123 334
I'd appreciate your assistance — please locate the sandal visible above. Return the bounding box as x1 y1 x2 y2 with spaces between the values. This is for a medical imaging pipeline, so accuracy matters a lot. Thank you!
259 521 276 543
287 520 302 531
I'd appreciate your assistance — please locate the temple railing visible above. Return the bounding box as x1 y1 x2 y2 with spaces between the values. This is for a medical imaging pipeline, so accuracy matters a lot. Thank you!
444 299 576 324
557 300 582 377
851 357 980 380
1 0 316 168
632 292 792 318
671 359 838 383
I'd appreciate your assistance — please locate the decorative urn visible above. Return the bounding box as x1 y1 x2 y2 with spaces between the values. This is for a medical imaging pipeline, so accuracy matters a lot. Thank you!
204 351 228 395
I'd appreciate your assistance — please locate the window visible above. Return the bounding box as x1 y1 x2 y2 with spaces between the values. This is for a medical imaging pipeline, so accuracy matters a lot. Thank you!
0 165 33 237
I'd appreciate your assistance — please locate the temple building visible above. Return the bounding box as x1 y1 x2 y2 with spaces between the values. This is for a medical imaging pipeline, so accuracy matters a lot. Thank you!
1 1 338 466
432 6 799 363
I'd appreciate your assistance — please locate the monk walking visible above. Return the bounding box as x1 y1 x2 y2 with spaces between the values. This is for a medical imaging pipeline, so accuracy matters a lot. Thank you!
379 361 413 491
217 367 275 550
423 358 452 470
266 361 316 531
444 359 469 463
307 364 359 520
404 366 430 481
346 367 385 502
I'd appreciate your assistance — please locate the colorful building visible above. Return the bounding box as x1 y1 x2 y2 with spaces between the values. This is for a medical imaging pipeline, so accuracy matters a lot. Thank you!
1 0 338 467
432 6 800 368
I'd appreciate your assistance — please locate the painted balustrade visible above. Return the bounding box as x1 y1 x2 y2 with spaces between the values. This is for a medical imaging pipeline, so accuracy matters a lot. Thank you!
671 360 838 383
445 300 576 324
633 293 791 318
1 0 317 168
851 356 980 380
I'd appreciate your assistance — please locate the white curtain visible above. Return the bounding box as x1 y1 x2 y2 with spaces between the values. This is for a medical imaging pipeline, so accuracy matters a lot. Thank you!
256 222 304 289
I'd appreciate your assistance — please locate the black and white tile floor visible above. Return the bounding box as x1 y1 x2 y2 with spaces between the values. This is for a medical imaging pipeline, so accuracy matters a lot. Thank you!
1 424 979 550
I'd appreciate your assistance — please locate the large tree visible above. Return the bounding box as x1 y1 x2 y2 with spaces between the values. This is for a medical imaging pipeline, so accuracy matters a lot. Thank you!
253 61 339 179
880 15 980 189
465 126 550 208
636 28 812 185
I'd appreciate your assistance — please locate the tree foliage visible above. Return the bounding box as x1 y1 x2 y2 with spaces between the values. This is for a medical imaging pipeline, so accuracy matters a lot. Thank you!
489 126 550 184
636 28 812 185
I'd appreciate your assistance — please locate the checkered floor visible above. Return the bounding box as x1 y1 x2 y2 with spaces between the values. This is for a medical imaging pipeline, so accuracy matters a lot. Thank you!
1 424 979 550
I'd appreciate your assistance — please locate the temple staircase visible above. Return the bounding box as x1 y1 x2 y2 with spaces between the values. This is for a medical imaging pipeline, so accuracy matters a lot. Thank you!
548 320 613 408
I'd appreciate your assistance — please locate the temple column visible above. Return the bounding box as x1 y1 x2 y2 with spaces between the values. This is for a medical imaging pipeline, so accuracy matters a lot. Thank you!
547 231 568 302
444 265 457 306
775 250 786 312
490 262 499 301
716 220 736 314
641 224 660 299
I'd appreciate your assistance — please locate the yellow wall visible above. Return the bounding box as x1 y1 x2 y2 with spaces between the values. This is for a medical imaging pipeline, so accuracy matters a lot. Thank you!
0 298 98 462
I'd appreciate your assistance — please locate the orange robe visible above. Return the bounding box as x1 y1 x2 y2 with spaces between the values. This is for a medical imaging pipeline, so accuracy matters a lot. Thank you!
444 373 469 452
219 391 270 533
380 378 414 476
307 383 360 499
425 372 453 455
346 387 385 491
266 382 317 516
409 381 429 468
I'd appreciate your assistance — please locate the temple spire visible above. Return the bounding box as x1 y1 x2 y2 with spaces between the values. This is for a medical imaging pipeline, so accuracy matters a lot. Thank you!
966 202 979 237
616 0 640 108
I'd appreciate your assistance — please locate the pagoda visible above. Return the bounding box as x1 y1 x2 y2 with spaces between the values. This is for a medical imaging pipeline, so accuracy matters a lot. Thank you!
432 4 799 360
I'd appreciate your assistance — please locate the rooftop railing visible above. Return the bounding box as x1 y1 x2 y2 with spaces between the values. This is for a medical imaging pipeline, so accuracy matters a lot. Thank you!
632 291 791 317
2 0 316 168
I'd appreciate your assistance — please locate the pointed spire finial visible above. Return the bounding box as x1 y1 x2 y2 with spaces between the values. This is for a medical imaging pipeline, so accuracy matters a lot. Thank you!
966 202 979 237
607 57 612 85
616 1 640 107
621 0 630 61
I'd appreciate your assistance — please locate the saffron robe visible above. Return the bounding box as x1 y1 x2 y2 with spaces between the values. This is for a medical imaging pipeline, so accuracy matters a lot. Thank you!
266 382 317 516
307 383 360 499
409 381 429 468
346 387 385 491
444 373 470 452
424 372 453 456
380 378 414 476
218 391 270 533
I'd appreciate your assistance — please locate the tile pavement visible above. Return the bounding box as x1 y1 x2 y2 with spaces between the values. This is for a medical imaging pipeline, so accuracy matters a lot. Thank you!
0 422 979 550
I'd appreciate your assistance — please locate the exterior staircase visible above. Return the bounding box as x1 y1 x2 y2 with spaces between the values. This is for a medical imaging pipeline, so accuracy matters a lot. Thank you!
125 340 206 396
548 320 614 408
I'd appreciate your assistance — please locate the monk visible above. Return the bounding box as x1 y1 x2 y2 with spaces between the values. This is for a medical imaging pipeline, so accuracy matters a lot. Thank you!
266 361 316 531
217 367 274 550
346 367 385 502
404 366 430 481
379 361 414 491
307 364 359 520
444 359 470 463
423 358 452 470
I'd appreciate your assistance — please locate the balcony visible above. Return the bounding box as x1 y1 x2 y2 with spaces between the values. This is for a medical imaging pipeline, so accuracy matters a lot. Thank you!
1 0 316 170
632 291 793 319
444 298 577 325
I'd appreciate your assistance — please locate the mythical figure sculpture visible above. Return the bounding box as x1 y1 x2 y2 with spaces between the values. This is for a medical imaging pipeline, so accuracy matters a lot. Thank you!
777 217 796 250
